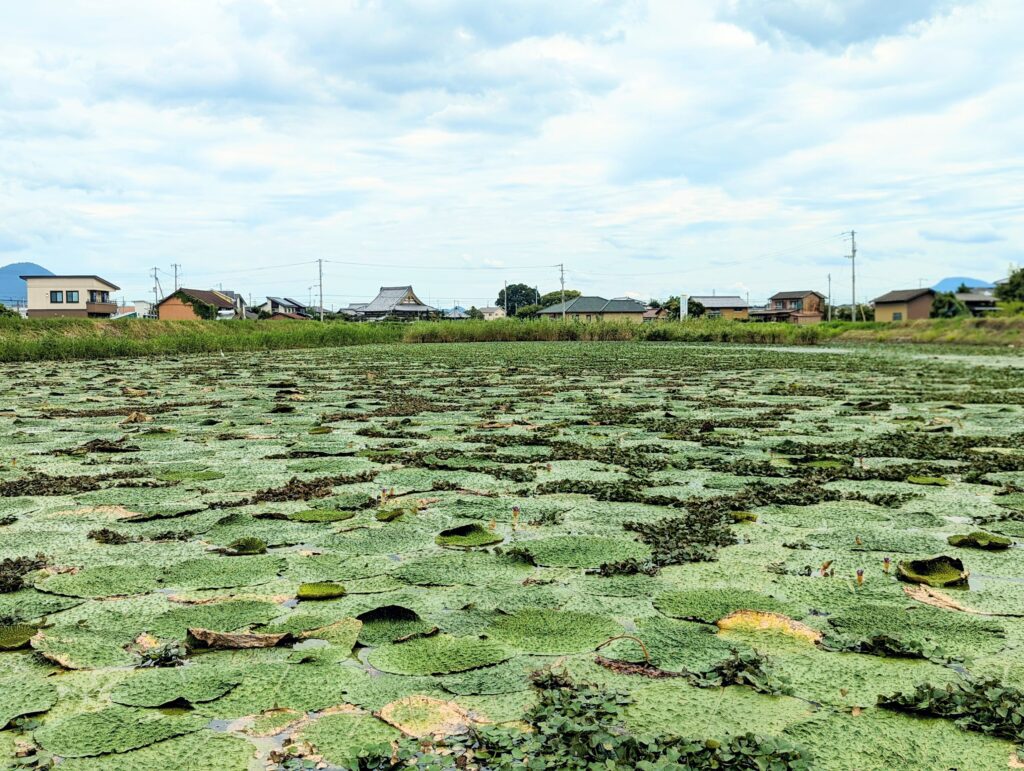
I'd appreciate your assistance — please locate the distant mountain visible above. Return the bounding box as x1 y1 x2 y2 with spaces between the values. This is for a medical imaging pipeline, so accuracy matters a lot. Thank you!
932 276 995 293
0 262 53 306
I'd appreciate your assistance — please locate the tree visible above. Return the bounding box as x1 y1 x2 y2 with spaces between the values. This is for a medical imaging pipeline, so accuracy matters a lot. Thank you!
467 306 485 320
0 303 17 318
956 282 971 293
495 284 539 315
931 292 970 318
661 296 706 319
515 304 541 319
539 289 580 308
995 268 1024 303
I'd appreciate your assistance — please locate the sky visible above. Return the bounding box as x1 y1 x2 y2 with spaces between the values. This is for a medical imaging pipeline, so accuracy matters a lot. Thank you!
1 0 1021 309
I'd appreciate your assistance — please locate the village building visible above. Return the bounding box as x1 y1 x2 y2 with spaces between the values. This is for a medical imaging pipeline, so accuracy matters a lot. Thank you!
20 274 120 318
643 307 671 322
955 291 999 316
750 291 825 324
256 297 309 317
537 296 647 323
478 306 506 320
348 286 437 320
156 289 240 320
872 288 935 322
690 295 749 320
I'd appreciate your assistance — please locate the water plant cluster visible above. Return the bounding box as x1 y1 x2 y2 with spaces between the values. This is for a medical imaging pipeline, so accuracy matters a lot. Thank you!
0 341 1022 769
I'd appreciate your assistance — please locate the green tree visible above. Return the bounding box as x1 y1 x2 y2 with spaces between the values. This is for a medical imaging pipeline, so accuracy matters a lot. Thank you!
931 292 970 318
539 289 580 308
495 284 539 315
661 296 706 318
515 303 542 319
467 306 485 320
0 303 17 318
995 268 1024 303
956 282 971 293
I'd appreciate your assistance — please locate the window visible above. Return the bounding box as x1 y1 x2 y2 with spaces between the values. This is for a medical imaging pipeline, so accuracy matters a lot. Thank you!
892 311 903 321
774 301 784 309
792 300 803 310
66 290 79 303
50 290 63 303
585 314 592 321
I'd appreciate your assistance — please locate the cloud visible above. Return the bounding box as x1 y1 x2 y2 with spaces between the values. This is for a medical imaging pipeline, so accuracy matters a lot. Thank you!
720 0 966 49
919 228 1006 244
0 0 1021 306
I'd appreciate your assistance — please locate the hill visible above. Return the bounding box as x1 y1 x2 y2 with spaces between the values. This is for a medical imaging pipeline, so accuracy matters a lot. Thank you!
932 275 994 293
0 261 53 306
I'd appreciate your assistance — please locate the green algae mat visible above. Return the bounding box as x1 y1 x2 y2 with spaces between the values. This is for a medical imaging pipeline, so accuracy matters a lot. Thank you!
1 341 1023 769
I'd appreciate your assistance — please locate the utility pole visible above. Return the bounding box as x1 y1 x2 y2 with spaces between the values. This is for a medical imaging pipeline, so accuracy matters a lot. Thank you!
846 230 857 322
559 264 566 321
151 267 163 308
318 259 324 322
680 294 689 321
827 273 832 321
503 280 508 317
171 263 181 292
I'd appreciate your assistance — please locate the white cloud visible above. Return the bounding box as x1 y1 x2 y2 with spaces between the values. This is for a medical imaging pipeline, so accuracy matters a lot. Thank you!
0 0 1021 307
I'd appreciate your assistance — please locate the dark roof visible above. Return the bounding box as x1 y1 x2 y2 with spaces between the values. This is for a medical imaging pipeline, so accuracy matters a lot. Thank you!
158 288 235 309
690 295 748 309
602 297 648 313
266 297 302 309
539 296 643 315
269 312 309 320
769 290 825 300
872 288 935 304
362 286 436 314
20 275 120 290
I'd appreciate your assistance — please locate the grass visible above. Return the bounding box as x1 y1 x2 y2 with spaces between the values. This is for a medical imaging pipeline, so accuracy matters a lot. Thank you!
1 315 1022 363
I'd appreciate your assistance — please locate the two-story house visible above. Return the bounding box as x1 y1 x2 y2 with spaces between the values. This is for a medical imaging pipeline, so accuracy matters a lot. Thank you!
750 291 825 324
20 275 120 318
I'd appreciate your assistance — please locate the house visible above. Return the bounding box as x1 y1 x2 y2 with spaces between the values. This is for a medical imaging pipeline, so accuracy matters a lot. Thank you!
268 311 310 321
749 291 825 324
157 289 239 320
955 292 999 316
690 295 749 320
20 275 120 318
478 306 506 321
872 288 935 322
352 286 436 320
537 296 648 323
257 297 309 317
443 306 470 320
643 307 670 322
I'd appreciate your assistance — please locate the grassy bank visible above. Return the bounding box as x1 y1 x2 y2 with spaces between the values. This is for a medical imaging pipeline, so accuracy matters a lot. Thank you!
0 315 1021 362
0 317 405 361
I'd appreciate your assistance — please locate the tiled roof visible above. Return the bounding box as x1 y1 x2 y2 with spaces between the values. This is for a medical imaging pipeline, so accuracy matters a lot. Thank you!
539 296 643 315
873 288 935 304
602 297 647 313
690 295 748 309
769 290 825 300
362 286 436 313
160 289 235 309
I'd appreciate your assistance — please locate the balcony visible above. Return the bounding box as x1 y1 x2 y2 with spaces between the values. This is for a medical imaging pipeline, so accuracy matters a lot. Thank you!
86 302 118 316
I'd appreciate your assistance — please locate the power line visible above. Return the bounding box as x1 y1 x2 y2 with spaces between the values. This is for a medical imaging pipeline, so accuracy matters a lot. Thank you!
324 259 558 271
